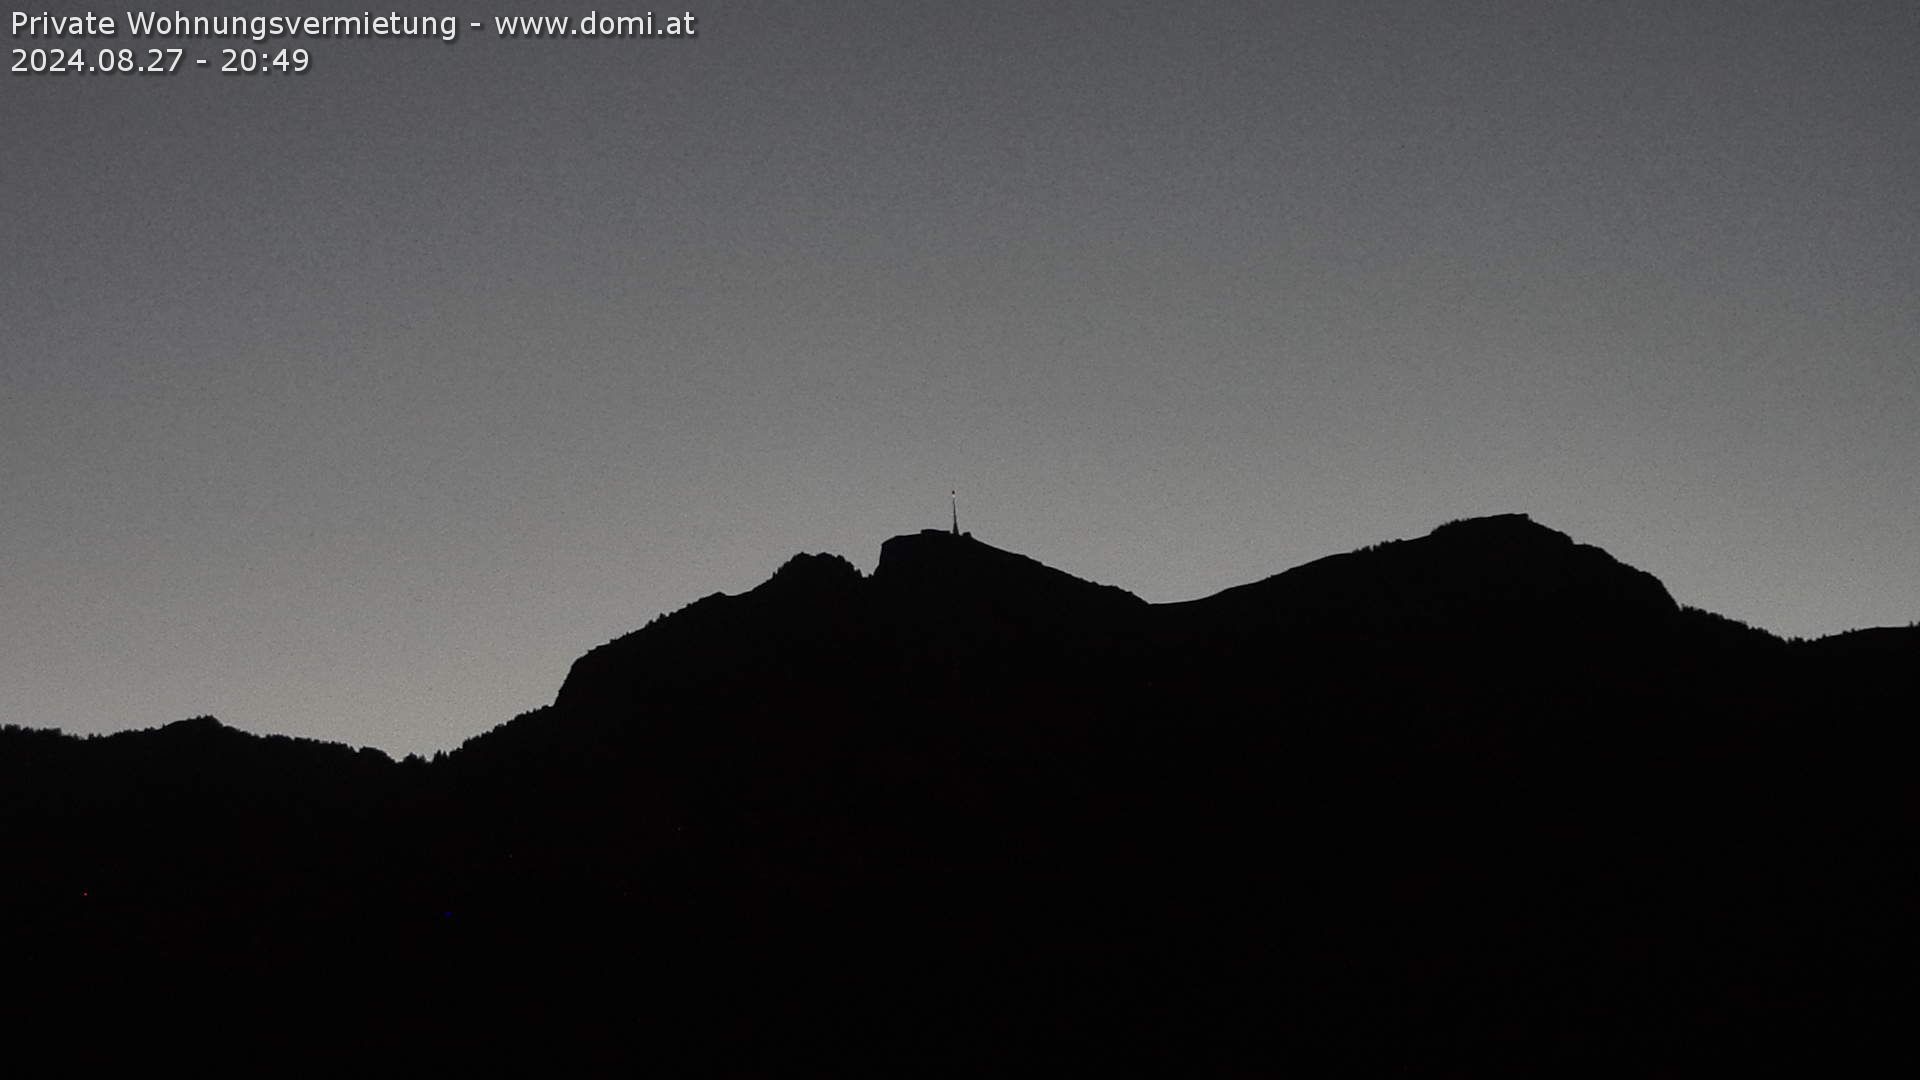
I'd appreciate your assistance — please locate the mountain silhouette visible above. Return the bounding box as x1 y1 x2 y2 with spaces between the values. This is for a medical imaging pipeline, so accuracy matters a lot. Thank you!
3 514 1911 1072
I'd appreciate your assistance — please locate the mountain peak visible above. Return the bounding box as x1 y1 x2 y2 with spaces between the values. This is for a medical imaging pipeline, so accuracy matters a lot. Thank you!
1428 511 1551 538
161 715 231 736
872 528 988 574
873 530 1144 611
762 551 863 591
1423 512 1585 553
1179 512 1677 645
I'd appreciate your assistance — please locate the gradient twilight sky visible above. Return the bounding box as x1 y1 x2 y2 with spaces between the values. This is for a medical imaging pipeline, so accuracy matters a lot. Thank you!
5 1 1916 753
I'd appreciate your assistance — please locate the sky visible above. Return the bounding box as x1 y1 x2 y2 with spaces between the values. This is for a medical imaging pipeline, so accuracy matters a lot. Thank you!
5 1 1916 754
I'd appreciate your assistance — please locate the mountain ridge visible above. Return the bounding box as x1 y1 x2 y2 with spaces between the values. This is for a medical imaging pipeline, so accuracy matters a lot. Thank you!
3 512 1911 1071
16 512 1912 759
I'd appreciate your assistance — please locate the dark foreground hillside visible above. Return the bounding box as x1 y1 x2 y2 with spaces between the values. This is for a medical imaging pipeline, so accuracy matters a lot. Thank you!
3 515 1912 1072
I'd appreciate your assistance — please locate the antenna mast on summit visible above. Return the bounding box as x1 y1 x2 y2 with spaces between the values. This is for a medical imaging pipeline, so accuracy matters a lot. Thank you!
951 490 959 536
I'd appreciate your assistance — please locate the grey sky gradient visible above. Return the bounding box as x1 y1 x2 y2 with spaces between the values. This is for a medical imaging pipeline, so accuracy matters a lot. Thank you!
5 1 1917 753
